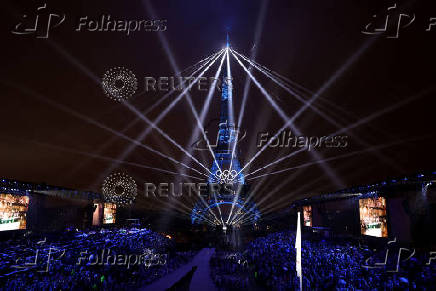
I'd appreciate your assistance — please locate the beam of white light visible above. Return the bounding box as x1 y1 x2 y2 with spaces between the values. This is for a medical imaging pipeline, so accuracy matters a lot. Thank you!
242 87 429 215
247 134 432 181
235 44 408 178
229 161 302 225
142 2 228 224
8 139 203 217
47 38 223 185
236 0 268 133
31 139 203 180
225 48 235 125
2 81 209 179
255 170 308 209
257 163 355 214
178 54 227 174
244 38 375 125
177 52 227 182
227 109 274 224
142 0 223 179
122 101 214 176
141 2 228 225
46 38 224 222
229 34 370 219
75 51 219 180
233 49 404 172
229 47 399 161
330 89 430 136
95 50 224 185
261 163 377 215
47 40 100 83
143 1 230 226
230 48 357 120
246 147 307 177
142 58 226 225
176 50 222 79
137 50 222 113
228 0 268 174
213 193 225 226
234 48 391 144
230 50 345 188
232 209 257 226
232 50 361 141
196 193 222 225
233 49 351 128
247 88 429 177
229 38 376 179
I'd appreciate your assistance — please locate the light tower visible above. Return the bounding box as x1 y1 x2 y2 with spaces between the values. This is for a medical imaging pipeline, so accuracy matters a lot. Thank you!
208 33 244 185
191 36 260 227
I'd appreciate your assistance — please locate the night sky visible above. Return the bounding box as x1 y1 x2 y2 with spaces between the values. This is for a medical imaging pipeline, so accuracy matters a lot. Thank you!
1 0 435 214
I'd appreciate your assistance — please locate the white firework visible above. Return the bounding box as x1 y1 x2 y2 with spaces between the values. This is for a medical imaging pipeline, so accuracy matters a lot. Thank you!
102 172 137 205
102 67 137 101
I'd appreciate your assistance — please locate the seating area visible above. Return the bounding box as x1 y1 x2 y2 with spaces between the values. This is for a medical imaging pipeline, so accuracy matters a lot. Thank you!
242 231 436 290
0 228 197 290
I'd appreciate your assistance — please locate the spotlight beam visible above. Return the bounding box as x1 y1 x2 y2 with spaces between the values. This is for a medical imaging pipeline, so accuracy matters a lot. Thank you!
247 88 430 177
95 49 224 184
229 38 377 181
141 0 224 177
233 49 403 172
261 163 378 215
50 40 219 177
1 81 209 179
230 162 303 225
230 50 345 188
225 48 235 125
122 101 214 176
247 134 432 181
86 54 219 188
226 0 271 222
142 1 229 226
213 193 225 226
7 137 204 181
138 4 227 224
46 38 223 185
176 52 227 177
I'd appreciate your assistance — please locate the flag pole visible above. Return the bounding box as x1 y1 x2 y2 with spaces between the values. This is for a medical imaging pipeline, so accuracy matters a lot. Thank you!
296 212 302 290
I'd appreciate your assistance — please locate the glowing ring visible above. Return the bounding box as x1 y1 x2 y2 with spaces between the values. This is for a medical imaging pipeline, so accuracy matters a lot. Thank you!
214 169 238 183
102 67 137 101
102 172 137 205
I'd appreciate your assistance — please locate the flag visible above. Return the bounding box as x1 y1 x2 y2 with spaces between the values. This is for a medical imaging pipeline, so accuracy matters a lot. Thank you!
295 212 302 290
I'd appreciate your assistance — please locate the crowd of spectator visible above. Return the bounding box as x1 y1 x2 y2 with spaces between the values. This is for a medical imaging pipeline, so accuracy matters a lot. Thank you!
0 228 196 290
243 231 436 290
210 250 250 290
2 227 436 290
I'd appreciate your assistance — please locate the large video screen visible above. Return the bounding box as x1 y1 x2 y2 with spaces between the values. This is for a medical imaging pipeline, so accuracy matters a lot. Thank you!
359 197 388 237
303 205 312 227
103 203 116 224
0 194 29 231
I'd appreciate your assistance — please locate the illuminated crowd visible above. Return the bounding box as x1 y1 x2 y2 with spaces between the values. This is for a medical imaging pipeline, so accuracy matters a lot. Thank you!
0 228 196 290
242 231 436 290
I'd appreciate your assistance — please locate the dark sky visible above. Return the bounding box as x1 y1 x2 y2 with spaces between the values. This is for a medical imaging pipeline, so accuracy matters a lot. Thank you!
0 0 435 215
